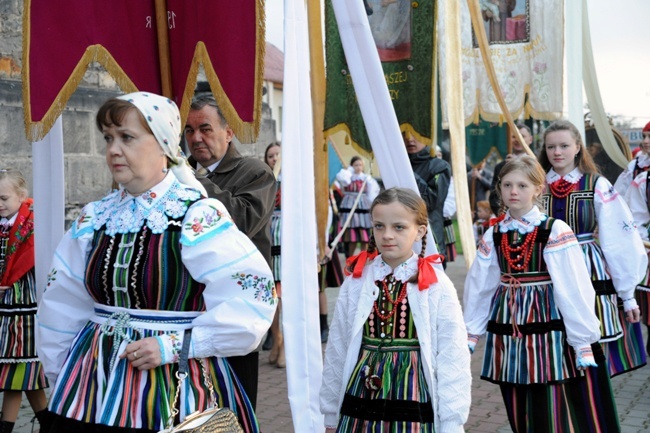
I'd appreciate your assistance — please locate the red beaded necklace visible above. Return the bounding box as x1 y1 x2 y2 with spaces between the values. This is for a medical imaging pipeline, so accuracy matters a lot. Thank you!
501 227 539 271
549 177 577 198
373 279 408 321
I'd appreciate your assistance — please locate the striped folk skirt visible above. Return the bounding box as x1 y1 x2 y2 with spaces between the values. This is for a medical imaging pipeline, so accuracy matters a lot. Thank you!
270 210 282 283
44 306 258 433
443 218 457 263
337 337 434 433
339 192 372 243
0 270 48 391
602 299 647 377
500 344 620 433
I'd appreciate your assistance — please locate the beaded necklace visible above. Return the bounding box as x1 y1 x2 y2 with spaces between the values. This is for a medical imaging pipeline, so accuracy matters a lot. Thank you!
548 177 577 198
373 277 407 320
500 226 539 271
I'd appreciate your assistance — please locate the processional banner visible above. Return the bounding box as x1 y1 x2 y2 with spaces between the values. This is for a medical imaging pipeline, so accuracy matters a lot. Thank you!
324 0 436 154
23 0 264 143
439 0 563 125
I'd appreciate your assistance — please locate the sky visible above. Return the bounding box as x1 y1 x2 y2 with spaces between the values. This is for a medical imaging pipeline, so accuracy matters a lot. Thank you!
265 0 650 128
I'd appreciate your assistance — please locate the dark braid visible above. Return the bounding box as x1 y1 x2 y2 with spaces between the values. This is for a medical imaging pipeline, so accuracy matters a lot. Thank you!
408 234 429 284
367 232 378 255
419 233 427 258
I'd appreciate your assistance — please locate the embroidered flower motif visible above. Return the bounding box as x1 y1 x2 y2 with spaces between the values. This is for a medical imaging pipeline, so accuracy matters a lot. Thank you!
365 375 382 391
233 273 276 304
183 206 223 236
76 210 90 226
141 191 157 205
45 268 57 291
621 220 637 232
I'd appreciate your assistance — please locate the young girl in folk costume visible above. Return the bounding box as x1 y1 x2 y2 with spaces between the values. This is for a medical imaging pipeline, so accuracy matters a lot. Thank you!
336 156 380 258
0 169 48 433
264 142 285 367
614 121 650 195
464 156 621 433
539 120 647 377
321 187 470 433
622 163 650 354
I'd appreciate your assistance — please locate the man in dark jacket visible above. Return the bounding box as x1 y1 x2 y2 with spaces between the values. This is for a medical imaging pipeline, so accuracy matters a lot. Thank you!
185 96 276 409
404 133 451 258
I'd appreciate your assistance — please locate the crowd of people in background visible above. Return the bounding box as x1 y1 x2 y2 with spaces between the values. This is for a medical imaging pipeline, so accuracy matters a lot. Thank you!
5 87 650 433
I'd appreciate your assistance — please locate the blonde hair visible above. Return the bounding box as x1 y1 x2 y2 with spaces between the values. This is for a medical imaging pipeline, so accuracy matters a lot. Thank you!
0 169 28 198
496 155 546 212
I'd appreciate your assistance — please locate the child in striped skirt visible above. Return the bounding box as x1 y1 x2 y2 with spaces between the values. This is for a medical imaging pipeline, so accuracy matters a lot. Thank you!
465 156 620 432
321 187 471 432
0 169 48 433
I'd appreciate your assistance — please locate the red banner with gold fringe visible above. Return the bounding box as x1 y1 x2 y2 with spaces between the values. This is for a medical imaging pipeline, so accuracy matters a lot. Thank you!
23 0 264 143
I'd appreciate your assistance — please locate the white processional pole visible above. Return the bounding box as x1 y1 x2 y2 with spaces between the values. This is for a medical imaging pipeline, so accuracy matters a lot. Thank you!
282 0 324 431
32 116 65 302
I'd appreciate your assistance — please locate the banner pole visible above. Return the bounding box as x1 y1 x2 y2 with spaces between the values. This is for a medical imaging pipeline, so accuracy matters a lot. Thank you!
154 0 173 98
308 0 328 260
466 0 532 157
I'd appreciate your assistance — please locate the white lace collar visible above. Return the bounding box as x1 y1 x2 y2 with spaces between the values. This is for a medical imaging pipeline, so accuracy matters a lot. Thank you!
371 253 418 283
90 172 202 235
498 206 547 234
0 213 17 228
546 167 583 185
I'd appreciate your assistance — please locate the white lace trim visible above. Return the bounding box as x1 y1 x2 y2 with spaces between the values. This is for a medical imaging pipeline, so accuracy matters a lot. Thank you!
90 173 201 235
498 206 547 234
372 253 418 282
546 167 583 185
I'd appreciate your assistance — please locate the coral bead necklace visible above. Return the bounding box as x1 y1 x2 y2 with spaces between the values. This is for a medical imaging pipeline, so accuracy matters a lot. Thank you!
373 278 408 321
501 227 539 271
549 177 577 198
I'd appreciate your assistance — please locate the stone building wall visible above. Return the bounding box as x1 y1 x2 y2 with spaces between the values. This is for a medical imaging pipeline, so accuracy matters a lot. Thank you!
0 0 276 227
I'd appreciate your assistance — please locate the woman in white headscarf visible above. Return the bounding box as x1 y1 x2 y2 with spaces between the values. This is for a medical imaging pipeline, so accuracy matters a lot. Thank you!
37 92 276 433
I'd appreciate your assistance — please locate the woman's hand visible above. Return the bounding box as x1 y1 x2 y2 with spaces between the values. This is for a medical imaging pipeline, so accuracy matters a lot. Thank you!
119 337 163 370
0 286 10 291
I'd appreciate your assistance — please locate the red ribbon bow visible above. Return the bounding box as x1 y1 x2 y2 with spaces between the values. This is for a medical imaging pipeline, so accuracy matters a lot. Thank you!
345 250 378 278
488 214 506 227
417 254 445 290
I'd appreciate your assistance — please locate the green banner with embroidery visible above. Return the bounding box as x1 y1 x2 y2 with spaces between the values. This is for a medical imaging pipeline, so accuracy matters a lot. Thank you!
324 0 435 154
466 120 508 165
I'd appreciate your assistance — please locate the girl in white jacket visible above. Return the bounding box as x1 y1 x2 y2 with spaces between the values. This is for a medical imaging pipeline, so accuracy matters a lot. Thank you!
320 187 471 433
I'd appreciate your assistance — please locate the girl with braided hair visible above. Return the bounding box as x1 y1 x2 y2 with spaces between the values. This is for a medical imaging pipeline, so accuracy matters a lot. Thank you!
320 187 470 433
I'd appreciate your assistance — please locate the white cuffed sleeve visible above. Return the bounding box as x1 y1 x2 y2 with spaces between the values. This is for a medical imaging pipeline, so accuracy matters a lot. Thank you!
180 199 277 359
37 211 96 383
463 227 501 336
336 167 353 186
625 172 650 242
594 176 647 300
544 220 601 349
614 159 638 196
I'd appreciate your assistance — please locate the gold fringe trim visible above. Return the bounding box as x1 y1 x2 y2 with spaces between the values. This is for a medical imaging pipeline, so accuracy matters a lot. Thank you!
23 44 138 142
22 0 264 144
177 2 265 144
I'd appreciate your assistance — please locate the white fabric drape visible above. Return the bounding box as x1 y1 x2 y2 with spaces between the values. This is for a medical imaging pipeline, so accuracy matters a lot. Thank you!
32 116 65 302
582 0 629 168
281 1 324 431
330 0 437 257
440 0 564 124
566 0 585 139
